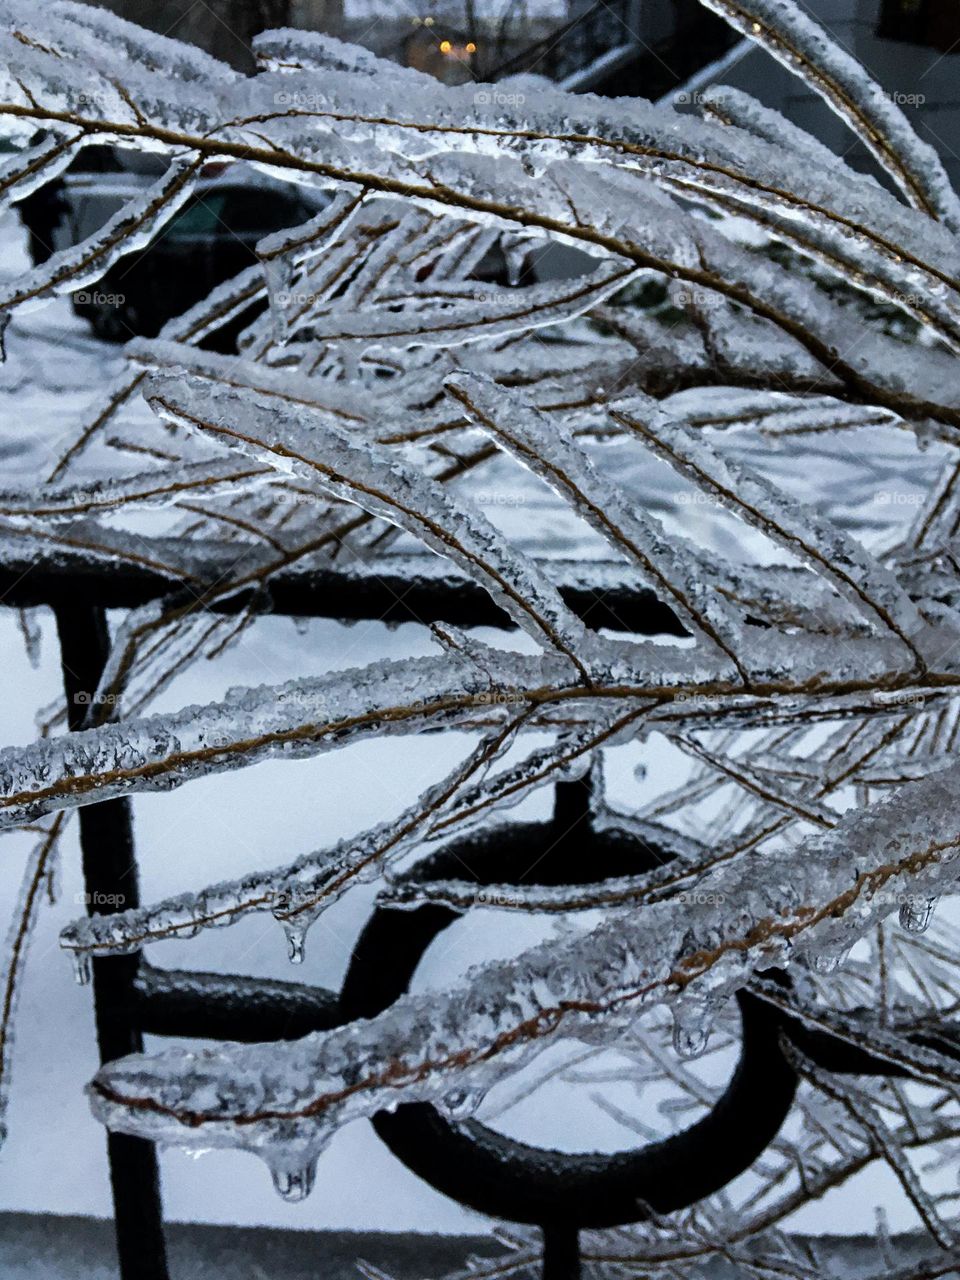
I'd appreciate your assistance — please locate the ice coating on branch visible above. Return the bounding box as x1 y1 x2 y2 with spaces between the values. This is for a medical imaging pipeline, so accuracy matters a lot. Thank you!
7 10 960 288
670 392 900 439
37 0 240 88
420 715 650 844
59 726 539 960
145 370 595 666
387 800 716 917
0 515 244 589
1 618 928 833
128 339 412 438
697 85 866 182
5 7 960 435
158 265 266 346
1 9 960 1233
753 974 960 1090
698 0 960 231
0 823 61 1145
0 133 82 215
252 29 429 82
0 459 265 523
611 395 928 661
382 851 705 914
596 301 839 397
0 650 583 829
287 262 635 354
673 102 960 351
1 0 235 135
255 189 362 342
87 757 960 1171
682 215 960 425
447 371 747 678
0 157 200 315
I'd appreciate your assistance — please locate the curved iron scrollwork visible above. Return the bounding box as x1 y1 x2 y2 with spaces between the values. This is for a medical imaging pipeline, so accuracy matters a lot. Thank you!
45 595 960 1280
336 786 797 1276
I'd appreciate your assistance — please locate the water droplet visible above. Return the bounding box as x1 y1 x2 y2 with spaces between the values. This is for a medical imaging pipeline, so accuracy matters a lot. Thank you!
899 895 939 934
72 952 92 986
283 922 306 965
270 1160 316 1202
672 1005 710 1059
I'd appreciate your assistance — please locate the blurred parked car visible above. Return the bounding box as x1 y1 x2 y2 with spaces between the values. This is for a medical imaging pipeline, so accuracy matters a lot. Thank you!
17 144 599 349
18 146 328 346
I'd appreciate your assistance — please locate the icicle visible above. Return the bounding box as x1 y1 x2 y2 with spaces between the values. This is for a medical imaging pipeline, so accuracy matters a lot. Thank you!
671 1000 712 1059
268 1157 317 1203
72 951 92 987
899 895 939 935
282 921 307 965
259 1135 332 1205
16 609 42 668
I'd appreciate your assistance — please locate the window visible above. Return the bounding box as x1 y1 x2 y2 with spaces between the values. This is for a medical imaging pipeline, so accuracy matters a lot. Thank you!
878 0 960 52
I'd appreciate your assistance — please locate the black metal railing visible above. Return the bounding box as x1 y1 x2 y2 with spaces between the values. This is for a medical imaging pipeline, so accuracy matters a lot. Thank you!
487 0 737 97
3 545 953 1280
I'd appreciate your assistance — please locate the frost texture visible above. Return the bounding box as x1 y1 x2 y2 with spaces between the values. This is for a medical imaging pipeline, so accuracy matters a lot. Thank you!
0 1 959 1258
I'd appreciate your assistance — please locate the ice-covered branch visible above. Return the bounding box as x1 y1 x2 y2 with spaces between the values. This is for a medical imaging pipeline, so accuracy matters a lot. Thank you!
86 759 960 1188
697 0 960 230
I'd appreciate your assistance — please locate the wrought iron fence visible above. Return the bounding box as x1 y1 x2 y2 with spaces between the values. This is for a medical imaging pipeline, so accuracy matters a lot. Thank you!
4 545 953 1279
488 0 736 96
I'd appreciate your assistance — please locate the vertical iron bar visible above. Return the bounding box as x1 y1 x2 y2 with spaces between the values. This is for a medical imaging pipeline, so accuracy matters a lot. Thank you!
56 604 169 1280
543 1224 581 1280
552 770 593 845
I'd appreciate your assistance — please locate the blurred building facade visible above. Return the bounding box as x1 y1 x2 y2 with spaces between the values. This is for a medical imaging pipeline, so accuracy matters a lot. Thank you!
683 0 960 193
91 0 960 180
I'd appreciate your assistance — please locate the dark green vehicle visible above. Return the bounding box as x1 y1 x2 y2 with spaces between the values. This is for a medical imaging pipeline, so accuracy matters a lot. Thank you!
19 147 328 347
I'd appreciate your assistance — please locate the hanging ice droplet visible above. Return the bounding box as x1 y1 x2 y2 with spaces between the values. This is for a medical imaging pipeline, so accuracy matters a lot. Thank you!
899 895 939 935
72 951 92 986
270 1159 317 1203
672 1004 710 1059
282 921 306 965
436 1085 486 1121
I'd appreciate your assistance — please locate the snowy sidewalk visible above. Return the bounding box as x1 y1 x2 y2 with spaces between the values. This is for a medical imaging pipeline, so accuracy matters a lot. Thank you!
0 1213 500 1279
0 1215 940 1278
